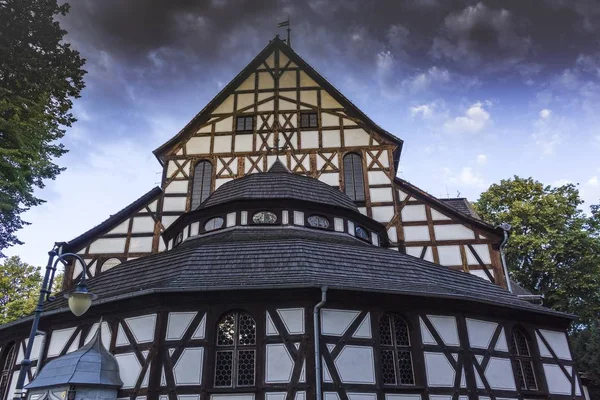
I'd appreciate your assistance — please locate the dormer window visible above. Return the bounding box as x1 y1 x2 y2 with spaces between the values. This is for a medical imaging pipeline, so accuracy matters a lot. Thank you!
300 112 318 128
236 115 254 132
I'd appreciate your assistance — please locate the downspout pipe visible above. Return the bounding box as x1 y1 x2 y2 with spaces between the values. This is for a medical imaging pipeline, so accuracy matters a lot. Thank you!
313 286 328 400
497 223 513 293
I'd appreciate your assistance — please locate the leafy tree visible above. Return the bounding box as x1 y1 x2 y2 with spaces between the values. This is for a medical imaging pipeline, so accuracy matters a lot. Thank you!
0 256 42 324
571 322 600 388
474 176 600 327
0 0 86 255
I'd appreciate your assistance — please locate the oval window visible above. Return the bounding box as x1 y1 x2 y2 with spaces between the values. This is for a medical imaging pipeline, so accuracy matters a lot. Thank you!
205 217 224 232
308 215 330 229
355 226 370 241
253 211 277 224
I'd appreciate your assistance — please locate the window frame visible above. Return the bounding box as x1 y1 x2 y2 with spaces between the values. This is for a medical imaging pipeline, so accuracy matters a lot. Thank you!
300 112 319 129
343 152 366 203
191 160 213 210
0 343 16 400
510 327 540 392
378 313 415 386
236 115 255 132
214 311 257 389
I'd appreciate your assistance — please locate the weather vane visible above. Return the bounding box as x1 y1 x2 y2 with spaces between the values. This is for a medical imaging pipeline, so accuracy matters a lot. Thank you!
278 17 291 47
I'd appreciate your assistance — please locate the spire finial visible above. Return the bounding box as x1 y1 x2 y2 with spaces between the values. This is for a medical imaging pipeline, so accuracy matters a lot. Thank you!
277 17 291 47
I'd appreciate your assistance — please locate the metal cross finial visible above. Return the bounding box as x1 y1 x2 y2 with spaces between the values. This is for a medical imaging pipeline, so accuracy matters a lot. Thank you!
277 17 291 47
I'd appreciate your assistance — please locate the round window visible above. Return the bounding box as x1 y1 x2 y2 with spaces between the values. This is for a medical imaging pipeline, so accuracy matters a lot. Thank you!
205 217 224 231
308 215 330 229
355 226 370 241
253 211 277 224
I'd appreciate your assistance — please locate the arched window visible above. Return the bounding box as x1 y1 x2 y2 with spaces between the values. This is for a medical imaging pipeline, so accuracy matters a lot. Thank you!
379 314 414 385
191 161 213 210
343 153 365 202
0 343 16 400
511 328 538 391
215 311 256 388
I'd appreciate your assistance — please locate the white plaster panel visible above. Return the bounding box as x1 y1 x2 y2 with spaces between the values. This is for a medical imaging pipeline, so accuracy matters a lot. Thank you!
108 220 129 235
428 315 459 346
334 345 375 384
174 347 204 385
115 353 142 389
100 257 120 274
321 309 360 336
47 328 76 358
161 215 178 229
367 170 390 185
322 91 342 108
370 187 393 203
215 178 233 189
371 206 395 223
324 393 339 400
430 209 451 220
163 196 187 212
321 112 340 127
347 394 376 400
266 344 294 383
403 226 430 242
84 322 111 349
237 93 254 110
544 364 572 395
348 221 355 236
344 128 370 147
129 237 153 253
166 312 197 340
466 244 492 265
211 394 254 400
214 95 234 113
352 313 372 338
178 396 199 400
358 207 367 216
318 173 340 186
266 312 278 335
401 205 427 222
434 225 475 241
192 314 206 339
165 180 189 194
241 211 248 225
89 237 126 254
227 212 236 227
265 394 286 400
484 357 516 390
437 245 463 266
238 74 255 90
214 117 233 132
424 352 455 387
334 218 344 232
495 329 508 352
125 314 157 344
323 357 333 382
279 70 296 88
234 134 253 152
282 210 289 225
186 136 211 154
257 99 274 112
385 395 421 400
277 308 305 334
116 324 129 346
406 247 423 258
470 269 494 281
387 226 397 242
397 190 408 201
539 329 572 360
213 135 232 153
300 89 318 106
301 131 319 149
466 319 498 349
420 317 436 345
67 332 81 353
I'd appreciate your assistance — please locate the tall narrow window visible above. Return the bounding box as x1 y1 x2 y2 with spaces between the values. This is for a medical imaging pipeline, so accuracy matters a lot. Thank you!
379 314 414 385
191 161 213 210
343 153 365 202
215 311 256 388
0 343 16 400
511 328 538 391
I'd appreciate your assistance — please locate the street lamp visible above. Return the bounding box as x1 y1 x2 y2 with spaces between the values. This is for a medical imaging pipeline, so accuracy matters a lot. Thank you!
12 244 97 400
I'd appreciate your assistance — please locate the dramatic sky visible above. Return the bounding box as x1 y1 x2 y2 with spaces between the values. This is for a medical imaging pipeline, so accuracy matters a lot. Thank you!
8 0 600 265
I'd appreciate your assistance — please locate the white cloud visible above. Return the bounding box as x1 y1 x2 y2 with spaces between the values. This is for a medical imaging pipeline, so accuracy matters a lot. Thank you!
530 112 569 156
476 154 488 165
401 66 450 92
443 101 491 134
588 176 599 186
443 166 487 188
376 50 395 75
539 108 551 119
410 104 435 118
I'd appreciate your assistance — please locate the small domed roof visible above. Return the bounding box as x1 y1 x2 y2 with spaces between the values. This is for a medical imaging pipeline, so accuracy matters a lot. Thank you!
25 324 122 389
199 159 358 211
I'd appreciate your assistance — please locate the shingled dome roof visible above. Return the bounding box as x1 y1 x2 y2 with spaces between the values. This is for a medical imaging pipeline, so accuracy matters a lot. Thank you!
198 160 358 212
25 326 122 389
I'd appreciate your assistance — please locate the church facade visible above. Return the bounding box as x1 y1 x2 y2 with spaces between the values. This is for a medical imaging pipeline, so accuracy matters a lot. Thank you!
0 37 583 400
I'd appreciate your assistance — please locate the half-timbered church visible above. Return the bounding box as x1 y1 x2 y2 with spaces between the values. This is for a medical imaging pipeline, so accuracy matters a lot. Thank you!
0 37 584 400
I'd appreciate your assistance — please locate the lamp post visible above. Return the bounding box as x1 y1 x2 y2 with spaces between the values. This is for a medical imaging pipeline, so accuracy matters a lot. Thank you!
12 244 97 400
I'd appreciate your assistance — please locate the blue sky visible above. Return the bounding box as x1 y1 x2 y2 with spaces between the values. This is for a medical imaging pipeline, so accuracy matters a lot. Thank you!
7 0 600 266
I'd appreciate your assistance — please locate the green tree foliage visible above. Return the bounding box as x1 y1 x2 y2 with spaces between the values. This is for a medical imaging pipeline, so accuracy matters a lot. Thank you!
0 0 86 255
0 256 42 324
474 176 600 327
571 322 600 386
